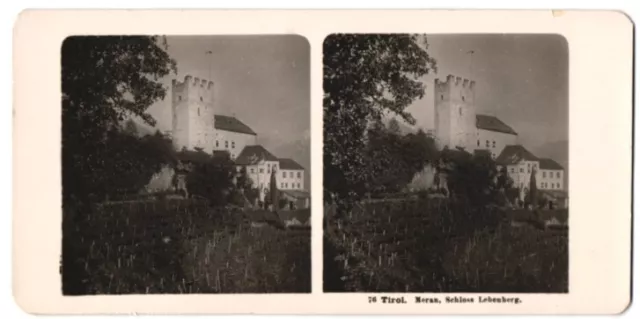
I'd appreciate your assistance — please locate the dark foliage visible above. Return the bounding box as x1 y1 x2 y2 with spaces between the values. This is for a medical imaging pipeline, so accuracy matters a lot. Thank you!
185 151 235 207
365 122 438 195
62 36 177 205
323 34 437 203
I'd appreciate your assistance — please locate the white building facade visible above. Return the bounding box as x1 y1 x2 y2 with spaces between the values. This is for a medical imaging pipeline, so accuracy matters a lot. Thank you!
278 158 305 190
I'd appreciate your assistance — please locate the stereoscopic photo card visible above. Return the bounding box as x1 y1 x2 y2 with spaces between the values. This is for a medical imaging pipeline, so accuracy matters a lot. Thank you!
12 9 632 315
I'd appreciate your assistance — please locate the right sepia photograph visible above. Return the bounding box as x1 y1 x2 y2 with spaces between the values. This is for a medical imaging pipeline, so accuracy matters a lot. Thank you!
323 34 569 293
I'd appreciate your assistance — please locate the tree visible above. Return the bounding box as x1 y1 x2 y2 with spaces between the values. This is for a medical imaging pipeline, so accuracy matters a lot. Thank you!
62 36 177 204
186 152 235 207
323 34 437 203
387 118 401 135
269 168 279 211
528 166 538 209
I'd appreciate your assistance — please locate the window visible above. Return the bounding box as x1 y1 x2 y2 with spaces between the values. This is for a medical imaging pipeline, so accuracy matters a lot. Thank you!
441 94 443 100
250 168 254 173
232 141 235 149
298 183 301 189
198 108 200 116
551 184 554 189
282 172 286 178
492 141 496 148
259 168 264 173
297 172 301 178
285 183 288 188
462 96 465 102
225 141 228 148
491 153 496 159
281 183 284 188
200 96 203 102
556 172 560 178
486 140 489 147
289 172 293 178
178 95 182 101
260 183 263 189
520 168 524 173
557 183 560 189
459 108 462 116
477 140 480 147
216 140 219 147
542 172 546 178
510 168 515 173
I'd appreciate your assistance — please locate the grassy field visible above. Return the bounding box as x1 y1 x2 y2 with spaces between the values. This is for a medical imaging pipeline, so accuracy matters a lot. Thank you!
62 199 311 294
324 198 568 293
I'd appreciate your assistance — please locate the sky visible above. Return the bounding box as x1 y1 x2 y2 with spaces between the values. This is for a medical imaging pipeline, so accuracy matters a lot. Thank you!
403 34 569 151
145 35 311 150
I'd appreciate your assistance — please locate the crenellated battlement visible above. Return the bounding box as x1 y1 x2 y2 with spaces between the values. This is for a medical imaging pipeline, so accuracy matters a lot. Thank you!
172 74 215 90
435 74 475 89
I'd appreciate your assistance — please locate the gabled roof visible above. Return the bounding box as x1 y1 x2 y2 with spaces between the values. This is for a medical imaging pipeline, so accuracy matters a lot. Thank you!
278 158 305 170
476 114 518 135
539 158 564 170
495 145 539 165
235 145 279 165
214 115 257 135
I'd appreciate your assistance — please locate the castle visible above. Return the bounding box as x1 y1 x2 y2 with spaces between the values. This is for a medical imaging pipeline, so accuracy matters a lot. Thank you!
432 74 567 208
169 75 308 206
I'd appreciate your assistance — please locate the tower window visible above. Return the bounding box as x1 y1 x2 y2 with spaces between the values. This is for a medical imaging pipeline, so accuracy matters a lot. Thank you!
462 96 465 102
441 95 444 100
178 95 182 101
200 96 203 102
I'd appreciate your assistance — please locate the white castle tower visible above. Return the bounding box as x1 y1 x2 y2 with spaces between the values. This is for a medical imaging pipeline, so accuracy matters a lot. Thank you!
171 75 216 152
434 74 477 151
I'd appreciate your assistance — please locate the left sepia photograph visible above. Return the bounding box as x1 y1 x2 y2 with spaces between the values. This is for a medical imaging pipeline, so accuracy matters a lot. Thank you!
61 35 311 294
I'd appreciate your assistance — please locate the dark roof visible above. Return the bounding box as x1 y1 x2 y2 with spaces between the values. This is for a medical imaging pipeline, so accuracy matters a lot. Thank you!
214 115 257 135
235 145 279 165
495 145 539 165
539 158 564 170
280 189 310 199
476 114 518 135
278 158 305 170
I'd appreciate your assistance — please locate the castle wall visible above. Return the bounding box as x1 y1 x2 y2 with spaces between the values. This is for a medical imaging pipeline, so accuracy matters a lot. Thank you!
171 75 216 152
475 129 518 159
434 75 477 151
215 130 258 159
